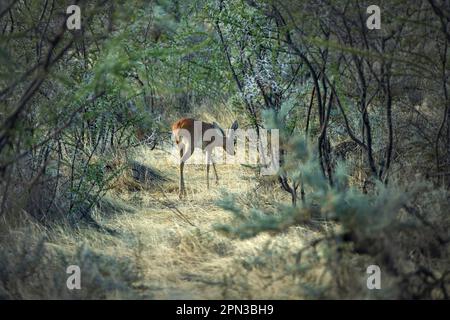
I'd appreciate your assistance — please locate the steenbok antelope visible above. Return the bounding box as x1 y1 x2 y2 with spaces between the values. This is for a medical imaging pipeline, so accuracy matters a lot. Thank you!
172 118 238 198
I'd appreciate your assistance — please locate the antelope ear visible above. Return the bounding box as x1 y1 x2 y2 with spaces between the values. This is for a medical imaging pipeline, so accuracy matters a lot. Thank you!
230 120 238 130
212 122 225 136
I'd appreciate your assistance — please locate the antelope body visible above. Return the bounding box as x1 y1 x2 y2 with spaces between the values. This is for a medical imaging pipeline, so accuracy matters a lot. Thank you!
172 118 238 198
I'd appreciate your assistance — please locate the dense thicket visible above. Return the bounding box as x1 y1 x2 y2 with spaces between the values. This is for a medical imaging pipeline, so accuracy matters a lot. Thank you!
0 0 449 299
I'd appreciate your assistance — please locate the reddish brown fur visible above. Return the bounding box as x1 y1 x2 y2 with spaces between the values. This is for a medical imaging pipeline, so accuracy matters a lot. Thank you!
171 117 238 198
172 118 217 146
172 118 194 145
171 118 196 131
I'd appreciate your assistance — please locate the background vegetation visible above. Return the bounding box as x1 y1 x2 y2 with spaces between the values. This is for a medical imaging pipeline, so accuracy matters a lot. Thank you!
0 0 449 299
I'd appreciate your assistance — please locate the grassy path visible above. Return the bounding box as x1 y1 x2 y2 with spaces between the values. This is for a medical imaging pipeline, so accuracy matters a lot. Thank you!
0 147 317 299
92 148 311 299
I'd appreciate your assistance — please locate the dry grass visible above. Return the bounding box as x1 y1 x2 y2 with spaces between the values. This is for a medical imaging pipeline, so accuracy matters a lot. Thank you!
1 144 332 299
106 146 320 299
12 139 448 300
6 143 446 299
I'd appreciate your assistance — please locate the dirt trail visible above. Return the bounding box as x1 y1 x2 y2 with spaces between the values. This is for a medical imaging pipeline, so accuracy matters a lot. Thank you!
1 147 317 299
72 147 309 299
100 148 261 298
